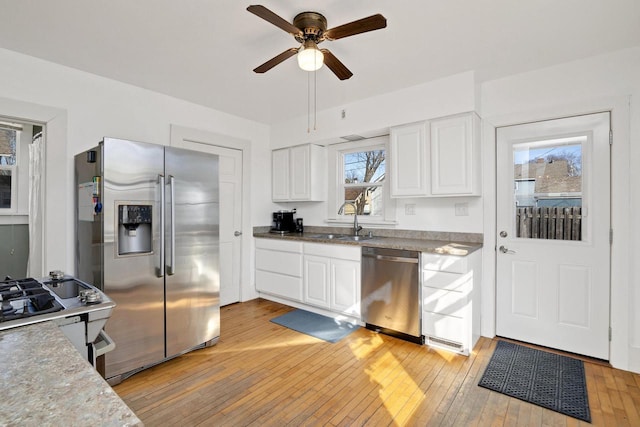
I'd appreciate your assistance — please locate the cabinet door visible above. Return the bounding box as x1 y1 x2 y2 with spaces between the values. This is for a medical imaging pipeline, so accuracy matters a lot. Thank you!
289 145 311 200
304 255 331 308
272 148 290 201
390 122 428 197
330 259 361 316
430 114 479 195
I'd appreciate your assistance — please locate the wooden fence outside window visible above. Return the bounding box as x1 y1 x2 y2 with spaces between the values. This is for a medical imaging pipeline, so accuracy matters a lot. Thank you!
515 206 582 241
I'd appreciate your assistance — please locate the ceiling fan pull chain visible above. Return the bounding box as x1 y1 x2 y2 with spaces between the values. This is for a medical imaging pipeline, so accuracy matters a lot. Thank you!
307 71 311 133
314 68 318 131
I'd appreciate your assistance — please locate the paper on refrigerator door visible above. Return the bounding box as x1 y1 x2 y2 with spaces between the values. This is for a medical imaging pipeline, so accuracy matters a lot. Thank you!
78 182 96 221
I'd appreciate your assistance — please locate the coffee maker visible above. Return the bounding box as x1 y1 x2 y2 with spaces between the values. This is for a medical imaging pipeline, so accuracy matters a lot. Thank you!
271 209 297 234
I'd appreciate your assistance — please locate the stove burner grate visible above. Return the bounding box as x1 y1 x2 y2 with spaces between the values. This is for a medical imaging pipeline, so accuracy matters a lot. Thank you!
0 278 64 323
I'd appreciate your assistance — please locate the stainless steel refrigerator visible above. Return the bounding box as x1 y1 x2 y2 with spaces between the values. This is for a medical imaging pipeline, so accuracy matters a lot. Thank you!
75 137 219 384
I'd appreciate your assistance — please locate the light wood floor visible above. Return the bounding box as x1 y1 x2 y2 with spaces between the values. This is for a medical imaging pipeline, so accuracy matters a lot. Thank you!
114 299 640 426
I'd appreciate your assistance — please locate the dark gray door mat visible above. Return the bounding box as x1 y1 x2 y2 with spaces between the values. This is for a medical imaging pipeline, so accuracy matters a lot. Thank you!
478 340 591 422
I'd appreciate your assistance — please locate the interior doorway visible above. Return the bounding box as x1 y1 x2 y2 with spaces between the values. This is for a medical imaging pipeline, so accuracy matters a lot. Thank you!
0 118 45 279
170 126 245 306
495 112 611 360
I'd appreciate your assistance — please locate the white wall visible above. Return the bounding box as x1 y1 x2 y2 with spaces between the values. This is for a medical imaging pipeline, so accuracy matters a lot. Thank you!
0 48 270 301
480 47 640 373
270 71 484 233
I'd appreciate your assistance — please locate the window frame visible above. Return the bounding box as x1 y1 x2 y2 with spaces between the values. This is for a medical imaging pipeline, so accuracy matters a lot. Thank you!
0 126 19 214
327 135 396 225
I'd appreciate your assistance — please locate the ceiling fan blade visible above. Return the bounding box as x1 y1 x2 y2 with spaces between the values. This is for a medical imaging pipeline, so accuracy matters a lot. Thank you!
324 14 387 40
320 49 353 80
253 48 299 73
247 5 303 37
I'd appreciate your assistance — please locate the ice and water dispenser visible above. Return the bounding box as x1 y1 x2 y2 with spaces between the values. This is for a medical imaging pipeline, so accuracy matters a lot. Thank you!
118 204 152 255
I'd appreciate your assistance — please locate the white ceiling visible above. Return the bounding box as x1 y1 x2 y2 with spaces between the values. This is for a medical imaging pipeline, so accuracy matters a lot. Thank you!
0 1 638 125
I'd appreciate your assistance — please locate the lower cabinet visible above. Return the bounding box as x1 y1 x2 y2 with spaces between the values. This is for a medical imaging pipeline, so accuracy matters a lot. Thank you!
255 238 303 302
303 243 361 317
421 250 482 355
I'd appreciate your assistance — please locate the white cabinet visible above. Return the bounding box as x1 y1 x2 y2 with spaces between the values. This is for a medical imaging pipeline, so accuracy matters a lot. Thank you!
272 144 327 201
390 122 428 197
271 149 290 201
430 113 480 196
303 243 361 317
421 250 481 355
255 238 303 302
303 255 331 309
389 112 481 198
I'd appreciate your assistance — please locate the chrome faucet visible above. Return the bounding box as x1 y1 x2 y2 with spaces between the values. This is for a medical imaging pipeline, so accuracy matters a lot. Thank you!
338 201 363 236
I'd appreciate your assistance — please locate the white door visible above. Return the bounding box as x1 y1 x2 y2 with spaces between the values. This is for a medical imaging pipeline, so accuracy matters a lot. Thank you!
176 139 243 307
496 112 610 360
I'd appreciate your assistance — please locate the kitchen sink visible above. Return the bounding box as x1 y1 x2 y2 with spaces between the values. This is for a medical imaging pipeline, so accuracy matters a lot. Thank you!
305 233 345 240
337 235 373 241
305 233 373 242
339 236 373 242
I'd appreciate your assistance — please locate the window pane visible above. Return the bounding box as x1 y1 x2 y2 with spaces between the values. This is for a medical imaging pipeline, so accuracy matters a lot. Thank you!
344 150 385 184
342 185 383 216
0 129 17 166
0 169 12 209
513 139 583 240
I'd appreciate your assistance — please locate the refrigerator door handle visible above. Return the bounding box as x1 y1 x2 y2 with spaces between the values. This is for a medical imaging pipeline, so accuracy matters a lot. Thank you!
168 175 176 276
158 174 165 277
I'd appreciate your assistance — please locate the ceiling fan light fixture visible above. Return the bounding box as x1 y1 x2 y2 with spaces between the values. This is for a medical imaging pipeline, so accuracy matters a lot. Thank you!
297 40 324 71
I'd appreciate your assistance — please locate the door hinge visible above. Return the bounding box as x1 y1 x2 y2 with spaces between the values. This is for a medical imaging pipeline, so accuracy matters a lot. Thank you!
609 229 613 244
609 326 612 341
609 130 613 145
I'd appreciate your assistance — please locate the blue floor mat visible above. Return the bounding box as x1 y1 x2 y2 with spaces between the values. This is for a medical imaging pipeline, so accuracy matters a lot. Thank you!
270 309 359 343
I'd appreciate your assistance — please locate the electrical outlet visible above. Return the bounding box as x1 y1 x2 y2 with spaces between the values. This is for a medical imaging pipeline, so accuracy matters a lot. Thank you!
454 203 468 216
405 203 416 215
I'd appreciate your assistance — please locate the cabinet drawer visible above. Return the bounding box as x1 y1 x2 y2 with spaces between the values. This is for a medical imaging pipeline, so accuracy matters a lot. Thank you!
422 287 469 317
256 248 302 277
422 311 467 344
422 270 471 292
303 242 361 261
422 253 468 273
255 238 303 253
256 270 303 302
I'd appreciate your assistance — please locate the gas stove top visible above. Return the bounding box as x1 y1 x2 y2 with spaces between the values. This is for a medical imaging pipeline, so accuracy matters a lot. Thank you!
0 278 65 323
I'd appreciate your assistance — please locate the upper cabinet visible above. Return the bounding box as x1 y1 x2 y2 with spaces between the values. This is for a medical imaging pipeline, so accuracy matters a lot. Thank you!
430 113 480 196
389 112 481 198
272 144 327 202
389 122 428 197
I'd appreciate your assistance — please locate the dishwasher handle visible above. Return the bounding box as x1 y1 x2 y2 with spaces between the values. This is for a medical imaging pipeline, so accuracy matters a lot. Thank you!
363 253 419 263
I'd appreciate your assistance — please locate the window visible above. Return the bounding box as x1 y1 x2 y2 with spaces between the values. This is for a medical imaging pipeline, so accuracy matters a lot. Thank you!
512 138 584 240
328 136 395 224
0 127 18 210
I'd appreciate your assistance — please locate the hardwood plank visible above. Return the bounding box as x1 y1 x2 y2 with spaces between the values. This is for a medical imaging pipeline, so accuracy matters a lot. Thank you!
112 298 640 427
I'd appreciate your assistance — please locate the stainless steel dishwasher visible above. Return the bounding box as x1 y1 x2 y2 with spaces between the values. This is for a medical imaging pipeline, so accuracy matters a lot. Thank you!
361 246 422 344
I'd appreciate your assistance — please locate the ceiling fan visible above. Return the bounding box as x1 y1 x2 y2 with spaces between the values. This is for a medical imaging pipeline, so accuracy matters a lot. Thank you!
247 5 387 80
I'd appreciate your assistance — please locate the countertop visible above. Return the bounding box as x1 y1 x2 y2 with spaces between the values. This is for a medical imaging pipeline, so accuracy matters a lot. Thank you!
0 321 142 427
254 231 482 256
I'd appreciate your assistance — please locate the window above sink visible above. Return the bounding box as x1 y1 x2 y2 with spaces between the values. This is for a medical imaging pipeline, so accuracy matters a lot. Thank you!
327 136 396 226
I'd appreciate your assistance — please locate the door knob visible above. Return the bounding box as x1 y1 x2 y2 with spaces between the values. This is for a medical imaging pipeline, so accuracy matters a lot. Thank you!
234 231 242 237
499 231 508 238
499 245 515 254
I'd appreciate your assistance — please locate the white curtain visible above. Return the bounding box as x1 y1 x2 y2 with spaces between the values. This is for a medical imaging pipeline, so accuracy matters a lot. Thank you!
26 132 44 277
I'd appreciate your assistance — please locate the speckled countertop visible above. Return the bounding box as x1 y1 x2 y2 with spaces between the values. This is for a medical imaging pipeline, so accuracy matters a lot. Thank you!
0 321 142 427
254 226 482 256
